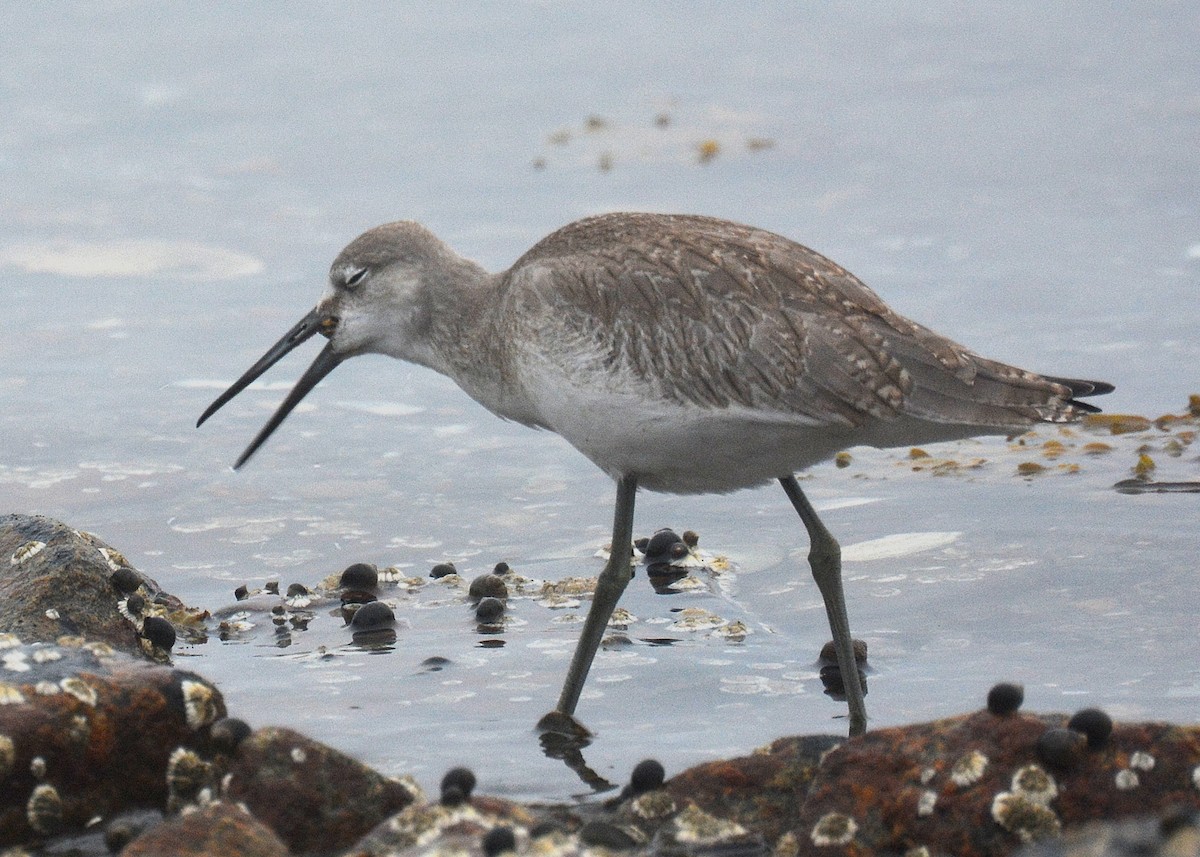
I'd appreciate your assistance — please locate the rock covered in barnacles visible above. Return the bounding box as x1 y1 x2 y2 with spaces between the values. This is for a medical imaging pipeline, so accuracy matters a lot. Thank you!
350 789 538 857
121 801 289 857
0 513 203 659
666 708 1200 857
0 638 224 845
223 726 419 854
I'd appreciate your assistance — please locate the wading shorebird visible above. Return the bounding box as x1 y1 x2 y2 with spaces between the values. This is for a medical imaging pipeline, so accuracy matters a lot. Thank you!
197 212 1113 737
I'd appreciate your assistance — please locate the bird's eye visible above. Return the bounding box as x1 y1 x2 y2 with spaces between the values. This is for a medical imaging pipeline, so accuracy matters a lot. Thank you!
343 267 369 289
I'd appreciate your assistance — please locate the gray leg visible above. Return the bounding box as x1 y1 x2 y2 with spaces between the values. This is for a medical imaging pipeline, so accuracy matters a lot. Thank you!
555 474 639 716
779 475 867 737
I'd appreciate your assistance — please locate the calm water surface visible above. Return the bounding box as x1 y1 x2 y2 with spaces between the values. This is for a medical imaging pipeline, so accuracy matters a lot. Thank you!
1 4 1197 800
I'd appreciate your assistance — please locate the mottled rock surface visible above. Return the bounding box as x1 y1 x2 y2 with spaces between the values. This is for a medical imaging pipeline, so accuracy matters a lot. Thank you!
0 513 193 659
224 726 419 854
0 638 225 846
785 710 1200 856
121 801 289 857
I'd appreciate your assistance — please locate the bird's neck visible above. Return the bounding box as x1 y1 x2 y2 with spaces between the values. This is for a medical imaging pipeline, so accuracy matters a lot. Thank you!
419 258 540 426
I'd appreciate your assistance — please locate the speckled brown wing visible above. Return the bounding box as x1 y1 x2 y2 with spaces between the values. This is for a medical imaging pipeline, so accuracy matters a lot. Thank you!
501 213 1087 430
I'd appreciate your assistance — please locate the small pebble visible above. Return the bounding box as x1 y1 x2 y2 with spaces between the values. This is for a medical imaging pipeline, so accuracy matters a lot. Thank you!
987 682 1024 715
233 585 249 601
141 616 176 651
430 562 457 579
124 594 145 616
420 656 451 672
1036 727 1086 770
210 717 252 754
264 581 279 595
340 562 379 590
681 530 699 547
818 639 869 664
482 826 517 857
285 583 309 597
350 601 395 631
110 567 141 594
1068 707 1113 748
492 561 511 575
475 597 505 623
633 537 649 552
440 766 476 805
469 574 508 601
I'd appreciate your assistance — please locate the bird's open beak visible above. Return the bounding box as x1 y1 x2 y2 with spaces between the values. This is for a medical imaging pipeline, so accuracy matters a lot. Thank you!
196 306 343 468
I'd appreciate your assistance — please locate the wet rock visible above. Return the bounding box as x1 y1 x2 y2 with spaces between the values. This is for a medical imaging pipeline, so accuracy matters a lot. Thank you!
785 711 1200 856
579 819 641 848
223 726 417 854
351 793 537 857
0 639 224 846
475 597 505 623
349 600 396 631
469 574 509 601
665 733 841 847
340 562 379 591
430 562 457 579
0 514 198 658
121 801 289 857
817 639 869 701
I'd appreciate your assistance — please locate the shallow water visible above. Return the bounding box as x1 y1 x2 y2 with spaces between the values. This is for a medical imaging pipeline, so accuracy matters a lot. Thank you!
1 4 1197 801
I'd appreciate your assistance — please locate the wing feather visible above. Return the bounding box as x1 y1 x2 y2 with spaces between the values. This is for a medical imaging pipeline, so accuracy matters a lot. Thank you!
499 213 1102 431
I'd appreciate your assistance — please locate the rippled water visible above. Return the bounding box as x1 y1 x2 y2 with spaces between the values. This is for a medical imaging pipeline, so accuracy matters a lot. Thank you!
1 4 1197 800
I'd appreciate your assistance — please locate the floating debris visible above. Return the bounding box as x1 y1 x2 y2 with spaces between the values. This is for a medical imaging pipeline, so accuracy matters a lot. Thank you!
468 574 508 601
1081 413 1153 435
696 139 720 164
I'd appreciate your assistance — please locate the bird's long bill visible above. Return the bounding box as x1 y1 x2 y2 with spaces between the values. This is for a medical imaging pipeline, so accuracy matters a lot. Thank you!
195 307 344 469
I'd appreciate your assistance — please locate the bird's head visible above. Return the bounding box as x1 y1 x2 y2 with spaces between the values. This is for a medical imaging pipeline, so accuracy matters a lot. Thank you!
195 221 452 467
